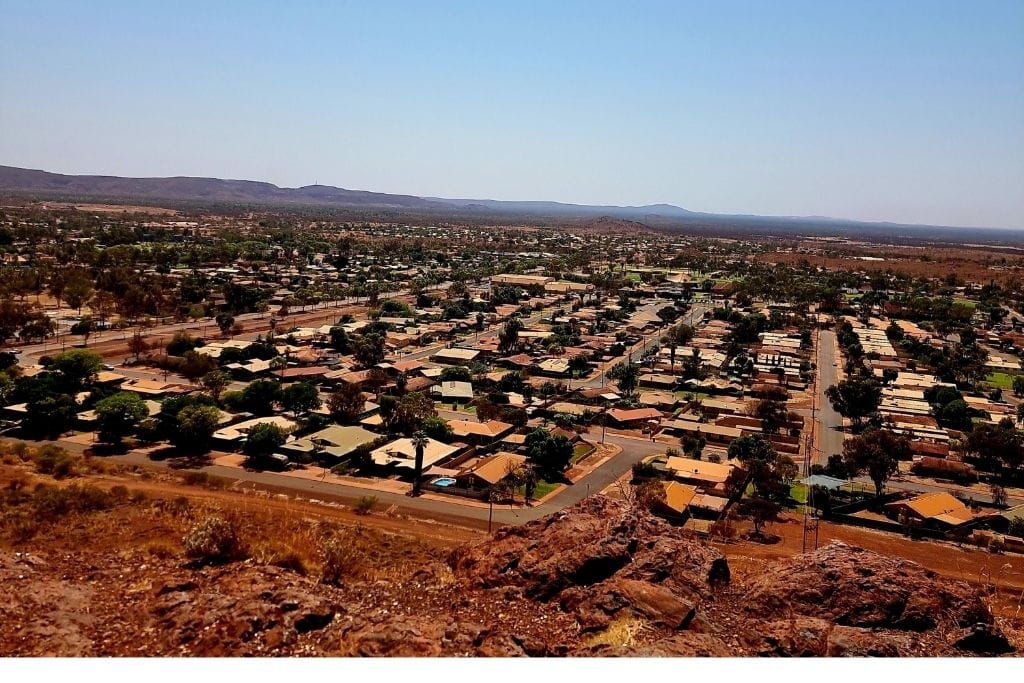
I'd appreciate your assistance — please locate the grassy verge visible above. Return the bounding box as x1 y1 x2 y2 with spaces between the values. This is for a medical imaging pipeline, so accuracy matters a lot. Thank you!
985 372 1014 390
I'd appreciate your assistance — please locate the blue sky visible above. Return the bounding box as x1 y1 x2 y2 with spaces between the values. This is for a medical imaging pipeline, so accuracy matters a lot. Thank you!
2 1 1022 227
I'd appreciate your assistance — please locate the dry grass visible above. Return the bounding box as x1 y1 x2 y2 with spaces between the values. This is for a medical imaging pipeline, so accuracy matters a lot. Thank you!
584 615 647 649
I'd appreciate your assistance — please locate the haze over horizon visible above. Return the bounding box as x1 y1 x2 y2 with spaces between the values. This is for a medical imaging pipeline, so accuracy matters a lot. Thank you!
1 1 1022 229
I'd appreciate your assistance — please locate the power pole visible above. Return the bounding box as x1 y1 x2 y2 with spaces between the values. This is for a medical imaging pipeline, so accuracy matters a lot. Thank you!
803 325 821 553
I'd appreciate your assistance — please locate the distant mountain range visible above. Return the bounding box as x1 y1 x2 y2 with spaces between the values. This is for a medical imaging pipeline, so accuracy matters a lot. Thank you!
0 165 434 209
1 164 1019 242
0 165 709 220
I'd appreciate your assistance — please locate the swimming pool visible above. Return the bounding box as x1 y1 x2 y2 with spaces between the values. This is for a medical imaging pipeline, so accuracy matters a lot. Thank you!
433 477 457 487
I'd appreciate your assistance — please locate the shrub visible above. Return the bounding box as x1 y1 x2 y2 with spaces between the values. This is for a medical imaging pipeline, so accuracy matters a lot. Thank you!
183 515 247 565
31 483 114 522
631 461 659 481
353 495 378 516
109 485 129 501
252 542 308 576
3 511 39 543
181 471 211 487
145 540 179 559
33 445 77 479
1008 517 1024 539
320 534 359 585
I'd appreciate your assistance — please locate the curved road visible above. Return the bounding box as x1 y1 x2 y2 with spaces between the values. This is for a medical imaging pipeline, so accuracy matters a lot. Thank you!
106 432 666 527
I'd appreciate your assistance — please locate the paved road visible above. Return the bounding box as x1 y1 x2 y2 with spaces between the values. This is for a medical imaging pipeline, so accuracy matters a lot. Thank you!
814 328 844 466
581 303 710 390
105 431 665 527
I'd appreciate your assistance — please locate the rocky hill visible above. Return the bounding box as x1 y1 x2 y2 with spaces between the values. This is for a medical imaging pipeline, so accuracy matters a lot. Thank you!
0 488 1018 656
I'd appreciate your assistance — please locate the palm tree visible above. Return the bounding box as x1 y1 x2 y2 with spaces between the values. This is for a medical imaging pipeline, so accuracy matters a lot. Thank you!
411 431 428 497
270 356 287 378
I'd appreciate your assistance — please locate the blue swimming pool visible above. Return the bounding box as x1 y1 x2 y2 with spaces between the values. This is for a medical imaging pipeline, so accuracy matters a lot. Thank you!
433 477 457 487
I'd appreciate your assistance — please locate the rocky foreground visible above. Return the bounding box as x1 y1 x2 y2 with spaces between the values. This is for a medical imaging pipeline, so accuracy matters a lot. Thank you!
1 496 1018 656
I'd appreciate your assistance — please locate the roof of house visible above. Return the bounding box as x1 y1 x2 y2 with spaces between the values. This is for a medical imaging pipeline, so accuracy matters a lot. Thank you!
214 415 298 442
370 437 459 469
547 401 592 416
665 456 734 484
889 492 973 523
282 425 379 458
662 481 698 514
607 407 663 422
447 418 513 439
431 347 480 361
432 381 474 400
119 378 191 396
458 452 527 485
537 358 571 374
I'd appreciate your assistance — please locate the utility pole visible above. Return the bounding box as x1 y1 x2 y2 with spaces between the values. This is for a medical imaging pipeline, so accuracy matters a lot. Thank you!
487 493 494 534
803 325 821 553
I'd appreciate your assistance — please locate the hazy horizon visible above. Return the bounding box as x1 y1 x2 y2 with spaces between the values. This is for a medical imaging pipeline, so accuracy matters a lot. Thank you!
1 1 1022 229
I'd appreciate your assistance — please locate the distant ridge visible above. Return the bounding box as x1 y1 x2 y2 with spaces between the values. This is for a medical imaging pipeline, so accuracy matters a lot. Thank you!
0 164 1019 239
0 164 697 219
0 165 434 209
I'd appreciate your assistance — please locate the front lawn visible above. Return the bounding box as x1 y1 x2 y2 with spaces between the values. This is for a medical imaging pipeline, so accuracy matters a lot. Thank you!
571 442 595 463
986 372 1014 390
516 479 559 500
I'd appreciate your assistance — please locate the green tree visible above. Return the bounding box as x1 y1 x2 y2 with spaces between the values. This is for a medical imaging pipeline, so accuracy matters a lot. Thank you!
49 348 104 390
498 318 523 355
353 332 386 367
381 391 436 436
727 434 789 503
1013 375 1024 398
842 429 909 496
172 404 221 453
421 415 454 442
281 382 322 417
70 316 97 346
180 350 217 381
243 422 287 465
738 496 781 536
568 354 590 377
607 360 640 396
239 379 282 416
166 331 199 356
24 394 77 438
200 370 230 399
94 391 148 445
328 326 351 353
525 428 574 479
439 366 472 382
327 383 365 423
213 313 234 337
825 376 882 430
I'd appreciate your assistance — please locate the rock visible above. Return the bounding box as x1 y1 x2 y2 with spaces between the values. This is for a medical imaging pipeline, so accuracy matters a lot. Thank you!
742 617 832 656
626 632 733 657
476 633 525 657
337 618 443 657
589 578 696 629
451 496 721 631
742 542 992 631
955 623 1015 655
825 626 907 657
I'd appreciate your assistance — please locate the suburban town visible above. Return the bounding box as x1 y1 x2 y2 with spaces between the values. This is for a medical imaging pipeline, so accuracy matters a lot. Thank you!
2 201 1024 656
3 0 1022 666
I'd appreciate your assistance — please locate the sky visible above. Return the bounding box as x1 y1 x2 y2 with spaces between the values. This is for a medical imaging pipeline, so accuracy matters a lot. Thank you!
1 1 1023 228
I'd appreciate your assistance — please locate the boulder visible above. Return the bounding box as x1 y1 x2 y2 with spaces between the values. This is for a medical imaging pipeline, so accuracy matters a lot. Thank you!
742 542 992 631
